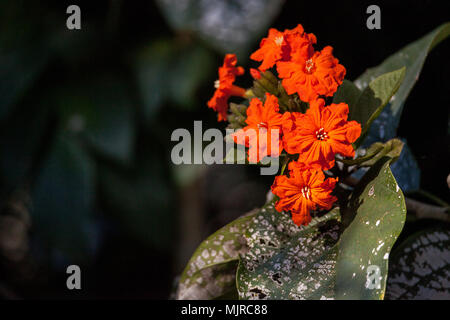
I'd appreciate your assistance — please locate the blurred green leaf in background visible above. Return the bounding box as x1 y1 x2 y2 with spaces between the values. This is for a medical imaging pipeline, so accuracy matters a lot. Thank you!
0 0 285 298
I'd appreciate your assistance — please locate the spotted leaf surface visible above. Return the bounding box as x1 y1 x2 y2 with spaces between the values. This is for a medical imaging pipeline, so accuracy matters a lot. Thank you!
237 206 340 300
336 158 406 299
176 211 257 300
386 229 450 300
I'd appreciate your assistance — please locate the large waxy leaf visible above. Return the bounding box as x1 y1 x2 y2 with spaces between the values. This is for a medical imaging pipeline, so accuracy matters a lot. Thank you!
338 24 450 190
180 159 407 300
336 158 407 299
333 68 405 147
386 229 450 300
335 75 419 191
176 211 257 300
352 68 405 146
355 22 450 127
332 80 362 111
237 206 340 300
355 23 450 181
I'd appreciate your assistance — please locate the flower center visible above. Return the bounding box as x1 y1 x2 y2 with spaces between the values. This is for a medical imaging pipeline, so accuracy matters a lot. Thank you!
316 127 328 141
305 59 314 73
214 79 220 89
274 36 284 46
300 186 311 200
257 122 268 129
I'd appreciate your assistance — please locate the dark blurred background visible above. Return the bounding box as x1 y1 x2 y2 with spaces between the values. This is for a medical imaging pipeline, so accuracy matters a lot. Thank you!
0 0 448 299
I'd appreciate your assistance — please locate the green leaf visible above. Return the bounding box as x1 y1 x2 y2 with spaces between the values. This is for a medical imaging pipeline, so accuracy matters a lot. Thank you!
176 211 257 300
180 155 406 300
333 80 362 112
336 158 407 299
168 45 214 108
135 40 214 119
0 2 53 120
355 22 450 123
56 77 135 164
352 67 406 145
0 47 49 120
98 148 174 251
339 138 404 166
332 69 405 148
0 99 50 191
31 134 95 261
386 228 450 300
237 206 340 300
135 40 172 120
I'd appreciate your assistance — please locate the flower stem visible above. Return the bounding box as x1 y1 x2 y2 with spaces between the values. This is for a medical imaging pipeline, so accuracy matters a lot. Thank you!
280 155 290 175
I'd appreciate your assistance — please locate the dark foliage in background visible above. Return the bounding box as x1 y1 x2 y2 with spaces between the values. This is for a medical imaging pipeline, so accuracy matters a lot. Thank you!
0 0 448 298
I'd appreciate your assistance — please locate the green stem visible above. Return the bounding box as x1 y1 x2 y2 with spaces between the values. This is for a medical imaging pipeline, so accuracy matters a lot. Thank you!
280 155 290 175
415 189 450 208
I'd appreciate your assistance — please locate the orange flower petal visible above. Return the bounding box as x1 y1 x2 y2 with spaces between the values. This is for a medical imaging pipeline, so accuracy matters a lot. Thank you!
271 166 337 226
207 54 245 121
234 93 289 163
277 46 346 103
283 100 361 169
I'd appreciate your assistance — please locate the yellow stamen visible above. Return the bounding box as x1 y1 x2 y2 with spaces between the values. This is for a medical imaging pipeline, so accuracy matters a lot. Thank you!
257 122 268 129
274 36 284 46
315 128 328 141
301 186 311 200
305 59 314 73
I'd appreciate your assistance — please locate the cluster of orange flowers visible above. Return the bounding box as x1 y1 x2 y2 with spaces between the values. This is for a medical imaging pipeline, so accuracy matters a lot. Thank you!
207 24 361 226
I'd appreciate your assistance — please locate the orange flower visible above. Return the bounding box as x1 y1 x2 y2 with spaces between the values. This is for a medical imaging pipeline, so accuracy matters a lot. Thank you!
283 99 361 170
284 25 316 62
207 54 245 121
250 28 290 72
271 161 338 226
232 93 293 163
250 24 316 72
277 46 346 102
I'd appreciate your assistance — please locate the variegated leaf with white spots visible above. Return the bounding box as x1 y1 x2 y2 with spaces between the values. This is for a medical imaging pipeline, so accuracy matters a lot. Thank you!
176 210 257 300
336 158 406 299
386 229 450 300
236 205 340 300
